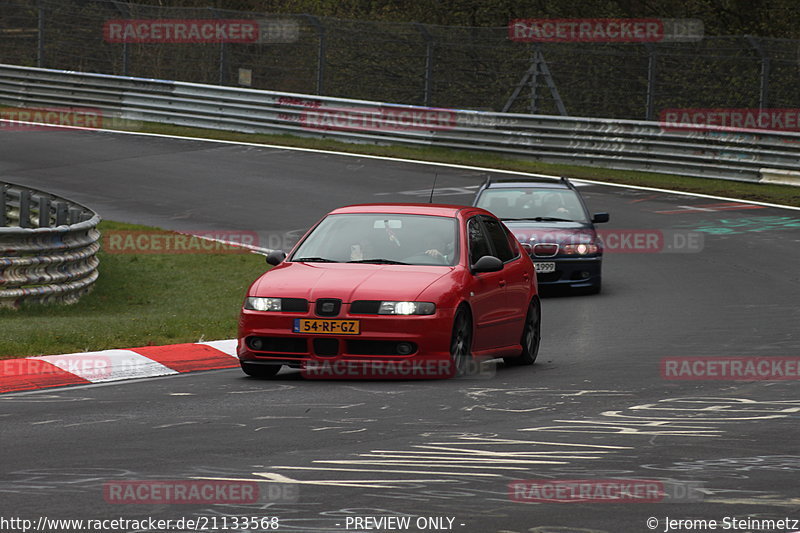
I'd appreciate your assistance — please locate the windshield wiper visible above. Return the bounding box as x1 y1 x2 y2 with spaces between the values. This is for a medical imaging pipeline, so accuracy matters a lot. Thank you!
293 257 338 263
501 217 574 222
347 258 409 265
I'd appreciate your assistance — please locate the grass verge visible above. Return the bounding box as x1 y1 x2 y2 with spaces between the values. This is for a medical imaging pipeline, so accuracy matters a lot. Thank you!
0 220 267 360
108 119 800 208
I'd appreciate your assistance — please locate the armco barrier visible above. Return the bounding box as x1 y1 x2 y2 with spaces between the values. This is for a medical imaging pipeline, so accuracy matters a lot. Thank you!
1 64 799 184
0 181 100 308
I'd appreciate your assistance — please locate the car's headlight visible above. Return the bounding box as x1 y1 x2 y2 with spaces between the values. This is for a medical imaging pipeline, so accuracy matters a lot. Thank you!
378 301 436 315
244 297 283 311
561 243 599 255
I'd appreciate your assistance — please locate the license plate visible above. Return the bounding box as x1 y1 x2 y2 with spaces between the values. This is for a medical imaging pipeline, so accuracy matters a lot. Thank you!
293 319 360 335
534 262 556 273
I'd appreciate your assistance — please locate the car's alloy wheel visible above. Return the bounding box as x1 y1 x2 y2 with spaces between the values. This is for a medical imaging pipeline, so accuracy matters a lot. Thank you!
450 307 473 377
240 362 281 378
505 299 540 366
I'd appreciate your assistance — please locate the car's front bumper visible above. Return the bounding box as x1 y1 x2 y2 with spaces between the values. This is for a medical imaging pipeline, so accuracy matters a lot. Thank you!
238 307 456 378
531 255 602 288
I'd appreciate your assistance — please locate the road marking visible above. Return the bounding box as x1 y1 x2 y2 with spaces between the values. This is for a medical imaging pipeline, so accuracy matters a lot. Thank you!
195 472 456 488
656 202 768 214
154 421 199 429
4 118 797 211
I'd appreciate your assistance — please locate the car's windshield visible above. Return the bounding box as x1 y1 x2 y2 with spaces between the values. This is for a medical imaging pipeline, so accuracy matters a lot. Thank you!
476 188 589 223
290 213 459 266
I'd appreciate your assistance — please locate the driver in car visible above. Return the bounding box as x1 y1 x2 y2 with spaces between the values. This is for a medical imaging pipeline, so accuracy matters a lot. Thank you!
423 232 451 262
541 193 571 218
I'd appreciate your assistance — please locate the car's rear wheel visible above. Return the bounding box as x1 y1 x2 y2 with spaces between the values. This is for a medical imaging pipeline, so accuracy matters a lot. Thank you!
240 362 281 379
450 307 473 377
505 299 540 366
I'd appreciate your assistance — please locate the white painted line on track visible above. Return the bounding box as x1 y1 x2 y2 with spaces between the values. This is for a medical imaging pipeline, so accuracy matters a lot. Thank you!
3 118 799 211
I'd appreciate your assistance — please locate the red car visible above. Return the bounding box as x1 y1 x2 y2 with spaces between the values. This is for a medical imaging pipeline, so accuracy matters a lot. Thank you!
237 204 540 379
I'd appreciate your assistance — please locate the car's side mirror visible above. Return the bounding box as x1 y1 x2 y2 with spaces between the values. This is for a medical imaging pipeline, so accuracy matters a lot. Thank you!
266 250 287 266
592 212 610 223
472 255 503 273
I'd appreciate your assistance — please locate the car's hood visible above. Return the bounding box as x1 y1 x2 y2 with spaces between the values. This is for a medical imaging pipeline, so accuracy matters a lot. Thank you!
504 220 596 244
251 262 452 302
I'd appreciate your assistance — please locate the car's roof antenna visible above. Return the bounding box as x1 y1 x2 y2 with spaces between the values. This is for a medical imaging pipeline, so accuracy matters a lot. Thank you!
428 172 438 203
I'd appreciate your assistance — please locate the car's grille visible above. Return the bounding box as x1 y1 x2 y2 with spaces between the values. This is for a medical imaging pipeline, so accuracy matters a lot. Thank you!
313 338 339 356
247 336 307 353
281 298 310 312
350 300 382 314
346 340 418 356
533 243 559 257
315 298 341 317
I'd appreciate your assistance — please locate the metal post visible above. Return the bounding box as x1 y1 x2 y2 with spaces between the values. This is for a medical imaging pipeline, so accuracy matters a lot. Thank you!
213 9 228 85
305 15 326 95
37 0 45 68
55 202 68 226
0 185 7 227
416 23 434 107
122 42 130 76
747 36 769 109
219 41 228 85
645 43 657 121
19 190 31 228
112 1 131 76
38 196 51 228
529 45 539 114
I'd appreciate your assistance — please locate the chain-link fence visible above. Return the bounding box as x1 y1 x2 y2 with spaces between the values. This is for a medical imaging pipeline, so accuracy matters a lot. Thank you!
2 0 800 120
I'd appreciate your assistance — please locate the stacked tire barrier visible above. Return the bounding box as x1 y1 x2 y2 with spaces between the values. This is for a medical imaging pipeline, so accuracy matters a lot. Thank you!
0 182 100 308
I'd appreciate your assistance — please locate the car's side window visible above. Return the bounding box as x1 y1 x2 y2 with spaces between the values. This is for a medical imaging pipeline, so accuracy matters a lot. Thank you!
481 216 515 262
502 224 521 260
468 217 493 265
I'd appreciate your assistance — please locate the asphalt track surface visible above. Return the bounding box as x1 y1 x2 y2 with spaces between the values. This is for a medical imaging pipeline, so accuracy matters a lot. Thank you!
2 129 799 533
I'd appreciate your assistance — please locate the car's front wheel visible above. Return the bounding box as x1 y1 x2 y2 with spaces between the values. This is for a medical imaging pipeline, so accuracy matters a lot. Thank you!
505 299 540 366
240 362 282 379
449 306 473 377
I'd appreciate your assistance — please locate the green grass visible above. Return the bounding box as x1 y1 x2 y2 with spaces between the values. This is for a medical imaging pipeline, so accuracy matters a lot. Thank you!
112 119 800 208
0 221 268 359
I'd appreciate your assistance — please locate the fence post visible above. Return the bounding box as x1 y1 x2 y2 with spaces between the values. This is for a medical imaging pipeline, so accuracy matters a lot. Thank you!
645 43 657 121
305 15 326 95
37 0 45 68
746 36 769 109
214 9 228 85
529 44 540 114
415 23 434 107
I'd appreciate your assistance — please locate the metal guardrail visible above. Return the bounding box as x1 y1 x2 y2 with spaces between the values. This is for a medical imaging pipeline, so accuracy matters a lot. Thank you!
0 181 100 308
1 63 799 185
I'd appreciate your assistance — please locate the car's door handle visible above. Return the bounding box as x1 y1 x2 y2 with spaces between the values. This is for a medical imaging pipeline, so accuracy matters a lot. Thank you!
499 280 507 288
